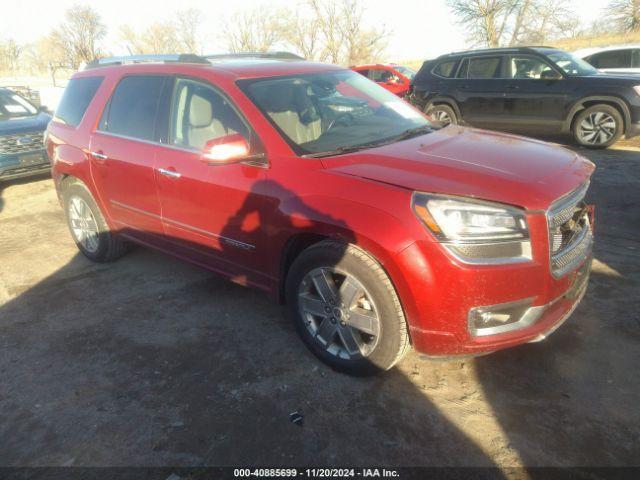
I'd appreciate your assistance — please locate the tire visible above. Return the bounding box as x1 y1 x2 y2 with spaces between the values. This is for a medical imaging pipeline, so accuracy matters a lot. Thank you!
572 104 623 149
425 104 458 126
62 181 128 262
285 240 410 376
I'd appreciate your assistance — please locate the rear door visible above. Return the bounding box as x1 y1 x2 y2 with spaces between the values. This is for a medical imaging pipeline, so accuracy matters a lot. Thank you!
89 74 169 238
456 55 507 125
502 54 567 128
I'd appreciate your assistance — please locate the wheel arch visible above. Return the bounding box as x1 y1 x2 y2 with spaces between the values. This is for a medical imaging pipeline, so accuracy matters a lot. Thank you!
565 95 630 134
424 97 461 120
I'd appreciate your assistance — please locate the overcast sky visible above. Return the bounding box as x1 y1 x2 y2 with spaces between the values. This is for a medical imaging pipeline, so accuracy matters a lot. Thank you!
0 0 611 61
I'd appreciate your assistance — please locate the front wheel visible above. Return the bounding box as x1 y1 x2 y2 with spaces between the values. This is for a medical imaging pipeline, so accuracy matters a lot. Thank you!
286 241 410 376
572 104 623 149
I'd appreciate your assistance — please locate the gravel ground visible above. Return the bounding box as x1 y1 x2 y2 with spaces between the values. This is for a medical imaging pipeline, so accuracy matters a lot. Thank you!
0 138 639 470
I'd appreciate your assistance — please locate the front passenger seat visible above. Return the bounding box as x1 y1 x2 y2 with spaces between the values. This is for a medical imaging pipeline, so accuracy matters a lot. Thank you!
187 93 228 149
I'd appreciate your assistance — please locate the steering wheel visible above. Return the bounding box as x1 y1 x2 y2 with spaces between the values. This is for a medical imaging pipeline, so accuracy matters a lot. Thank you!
325 112 355 132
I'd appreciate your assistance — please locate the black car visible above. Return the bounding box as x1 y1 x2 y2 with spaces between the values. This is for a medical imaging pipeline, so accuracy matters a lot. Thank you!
0 87 52 181
407 47 640 148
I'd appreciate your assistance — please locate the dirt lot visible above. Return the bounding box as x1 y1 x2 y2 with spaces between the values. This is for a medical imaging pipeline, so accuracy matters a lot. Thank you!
0 138 639 471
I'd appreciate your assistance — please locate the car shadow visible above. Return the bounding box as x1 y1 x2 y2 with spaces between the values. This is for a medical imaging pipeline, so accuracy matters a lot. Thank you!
471 140 640 467
0 178 501 470
0 172 51 215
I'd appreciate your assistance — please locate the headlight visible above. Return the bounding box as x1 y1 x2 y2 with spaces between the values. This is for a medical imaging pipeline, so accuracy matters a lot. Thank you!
411 193 532 263
634 85 640 96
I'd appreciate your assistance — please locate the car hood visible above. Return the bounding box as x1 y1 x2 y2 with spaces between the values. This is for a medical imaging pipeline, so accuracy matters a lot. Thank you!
321 126 595 211
577 72 640 83
0 112 51 135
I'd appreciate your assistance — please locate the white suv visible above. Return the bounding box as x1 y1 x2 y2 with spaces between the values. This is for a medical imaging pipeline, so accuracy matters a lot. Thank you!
575 45 640 75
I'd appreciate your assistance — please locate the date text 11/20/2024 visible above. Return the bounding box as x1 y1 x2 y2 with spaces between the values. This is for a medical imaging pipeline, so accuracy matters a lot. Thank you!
233 468 400 477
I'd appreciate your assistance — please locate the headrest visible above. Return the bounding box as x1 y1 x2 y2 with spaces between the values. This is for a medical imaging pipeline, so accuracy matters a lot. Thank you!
189 94 213 128
255 82 298 113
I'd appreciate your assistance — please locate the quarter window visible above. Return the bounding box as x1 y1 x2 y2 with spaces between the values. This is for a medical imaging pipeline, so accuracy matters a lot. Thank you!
100 75 167 141
170 78 249 150
432 61 457 78
466 56 502 79
54 76 103 127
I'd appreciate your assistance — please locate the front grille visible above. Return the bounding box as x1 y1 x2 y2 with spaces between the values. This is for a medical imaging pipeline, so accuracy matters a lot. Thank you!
0 131 44 155
547 182 593 278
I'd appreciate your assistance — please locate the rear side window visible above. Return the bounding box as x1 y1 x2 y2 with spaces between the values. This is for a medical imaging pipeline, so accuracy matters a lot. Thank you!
54 77 103 127
432 60 457 78
588 49 632 69
100 75 167 141
634 49 640 68
466 56 502 79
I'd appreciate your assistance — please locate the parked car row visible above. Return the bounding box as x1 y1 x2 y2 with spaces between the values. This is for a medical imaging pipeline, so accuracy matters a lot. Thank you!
46 52 595 375
0 87 52 181
405 46 640 148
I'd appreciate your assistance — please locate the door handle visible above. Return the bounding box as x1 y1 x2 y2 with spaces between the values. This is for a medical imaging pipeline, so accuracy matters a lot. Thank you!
507 84 520 89
90 151 108 161
157 168 181 178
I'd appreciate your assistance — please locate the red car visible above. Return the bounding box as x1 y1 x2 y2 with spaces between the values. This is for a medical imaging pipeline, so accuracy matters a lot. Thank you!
351 63 416 97
47 54 594 375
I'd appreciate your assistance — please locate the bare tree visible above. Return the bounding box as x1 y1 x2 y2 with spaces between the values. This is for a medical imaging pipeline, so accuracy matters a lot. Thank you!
447 0 516 47
119 22 180 54
607 0 640 32
0 39 22 72
175 8 204 53
448 0 578 47
222 8 284 53
303 0 388 64
283 15 323 60
50 4 107 68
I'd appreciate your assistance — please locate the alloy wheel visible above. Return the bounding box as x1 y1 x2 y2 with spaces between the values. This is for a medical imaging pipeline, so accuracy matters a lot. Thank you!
578 111 617 145
68 196 100 253
432 109 453 126
298 267 381 360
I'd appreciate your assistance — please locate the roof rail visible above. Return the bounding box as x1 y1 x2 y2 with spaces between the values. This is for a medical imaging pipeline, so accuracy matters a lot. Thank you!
205 51 305 62
84 54 209 70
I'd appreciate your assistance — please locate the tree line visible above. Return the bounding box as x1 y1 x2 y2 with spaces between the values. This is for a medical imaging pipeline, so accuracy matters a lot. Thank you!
447 0 640 48
0 0 388 80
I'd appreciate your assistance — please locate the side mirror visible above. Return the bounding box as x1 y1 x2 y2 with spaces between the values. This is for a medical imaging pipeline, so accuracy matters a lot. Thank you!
541 70 563 80
201 133 251 165
38 105 50 114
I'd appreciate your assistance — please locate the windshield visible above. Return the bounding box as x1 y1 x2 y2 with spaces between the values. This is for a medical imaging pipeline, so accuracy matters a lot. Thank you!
541 49 598 76
0 90 38 119
395 65 416 79
239 70 431 156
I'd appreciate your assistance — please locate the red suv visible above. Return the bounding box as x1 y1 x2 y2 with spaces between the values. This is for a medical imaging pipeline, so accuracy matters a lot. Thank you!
351 63 416 97
47 54 594 375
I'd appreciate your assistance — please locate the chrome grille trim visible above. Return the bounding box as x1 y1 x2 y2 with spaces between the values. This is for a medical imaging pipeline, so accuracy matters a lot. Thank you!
550 220 592 278
547 181 592 278
548 181 589 228
0 131 45 155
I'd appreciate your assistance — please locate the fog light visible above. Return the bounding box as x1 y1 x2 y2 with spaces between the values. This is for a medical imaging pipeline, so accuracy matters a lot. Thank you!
468 297 545 337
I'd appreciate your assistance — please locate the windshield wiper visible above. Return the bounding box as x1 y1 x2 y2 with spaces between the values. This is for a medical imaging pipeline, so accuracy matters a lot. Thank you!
304 139 395 158
392 125 434 141
304 126 434 159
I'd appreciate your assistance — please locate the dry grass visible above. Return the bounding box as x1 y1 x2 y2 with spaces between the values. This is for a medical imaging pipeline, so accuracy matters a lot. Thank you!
551 31 640 52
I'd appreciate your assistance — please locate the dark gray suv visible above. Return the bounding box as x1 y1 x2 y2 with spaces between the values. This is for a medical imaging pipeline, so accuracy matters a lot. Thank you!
408 47 640 148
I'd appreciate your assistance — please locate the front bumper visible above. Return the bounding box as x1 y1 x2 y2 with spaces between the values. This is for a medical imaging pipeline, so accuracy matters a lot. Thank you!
390 210 593 356
0 149 50 181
